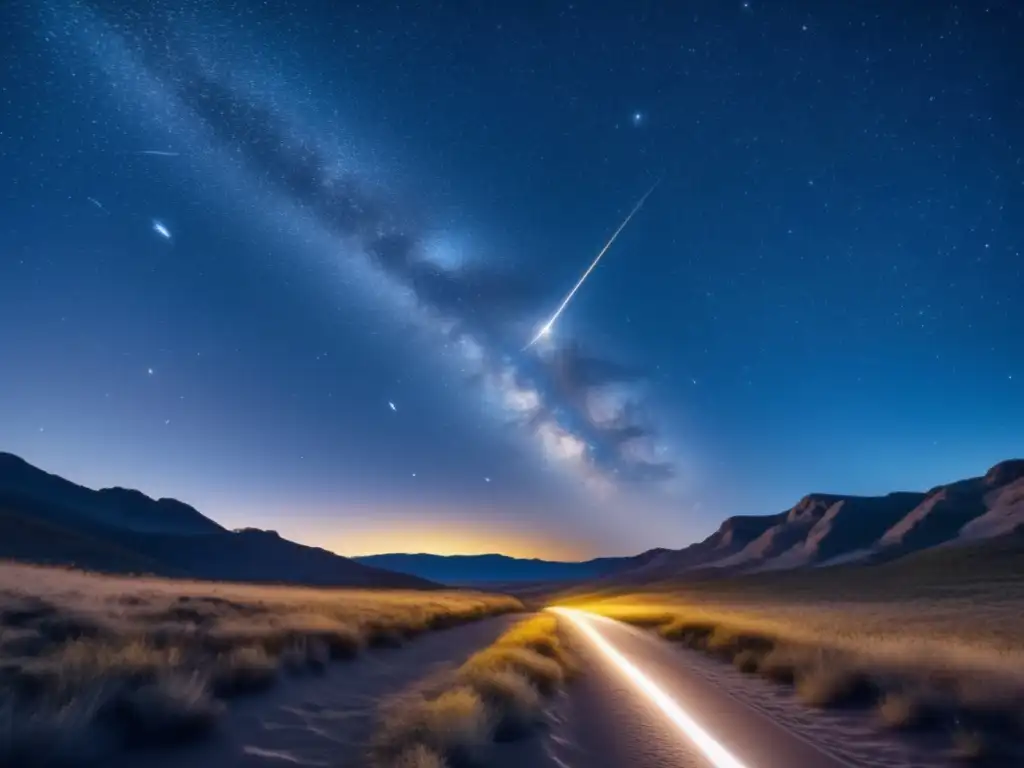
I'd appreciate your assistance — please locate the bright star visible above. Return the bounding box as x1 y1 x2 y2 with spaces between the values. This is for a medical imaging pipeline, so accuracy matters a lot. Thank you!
388 401 397 411
147 367 154 375
484 476 491 483
152 220 171 239
632 111 644 126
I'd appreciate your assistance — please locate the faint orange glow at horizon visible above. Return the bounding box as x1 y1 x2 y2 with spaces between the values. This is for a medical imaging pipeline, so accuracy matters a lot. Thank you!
212 497 608 562
283 516 592 561
321 526 587 560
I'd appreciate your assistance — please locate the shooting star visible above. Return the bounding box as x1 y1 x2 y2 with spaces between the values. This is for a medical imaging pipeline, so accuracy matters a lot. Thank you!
86 196 106 212
525 179 661 349
117 149 180 157
152 220 172 239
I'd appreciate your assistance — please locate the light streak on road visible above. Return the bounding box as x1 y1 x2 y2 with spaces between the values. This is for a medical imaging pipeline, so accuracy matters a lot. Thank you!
550 607 751 768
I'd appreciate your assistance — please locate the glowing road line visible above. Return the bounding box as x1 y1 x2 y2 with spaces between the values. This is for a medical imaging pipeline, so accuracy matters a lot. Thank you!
525 179 660 349
550 607 751 768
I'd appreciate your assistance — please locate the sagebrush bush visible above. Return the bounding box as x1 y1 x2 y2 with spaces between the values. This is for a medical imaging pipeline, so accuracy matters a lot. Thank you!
373 614 575 768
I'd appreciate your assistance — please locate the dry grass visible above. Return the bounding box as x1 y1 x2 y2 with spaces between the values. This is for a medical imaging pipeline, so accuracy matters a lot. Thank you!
563 586 1024 763
372 614 574 767
877 691 939 731
388 743 449 768
0 561 522 766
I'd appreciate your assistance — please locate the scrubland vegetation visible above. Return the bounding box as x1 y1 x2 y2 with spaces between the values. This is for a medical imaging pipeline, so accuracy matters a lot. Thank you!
563 541 1024 764
0 562 521 766
372 614 574 768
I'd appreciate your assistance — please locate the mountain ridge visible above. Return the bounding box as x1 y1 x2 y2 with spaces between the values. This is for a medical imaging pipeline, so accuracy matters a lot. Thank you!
609 458 1024 584
353 552 641 583
0 451 435 589
4 450 1022 587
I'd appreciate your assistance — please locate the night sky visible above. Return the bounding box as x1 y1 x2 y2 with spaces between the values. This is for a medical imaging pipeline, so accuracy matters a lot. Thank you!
2 0 1021 559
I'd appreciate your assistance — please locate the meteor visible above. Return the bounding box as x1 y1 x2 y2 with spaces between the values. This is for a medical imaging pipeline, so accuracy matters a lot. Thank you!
128 149 180 157
525 179 660 349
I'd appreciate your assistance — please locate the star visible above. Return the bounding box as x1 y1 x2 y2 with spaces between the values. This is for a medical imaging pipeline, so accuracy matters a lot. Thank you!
631 111 644 126
147 367 154 375
484 476 491 483
152 220 172 239
388 401 397 411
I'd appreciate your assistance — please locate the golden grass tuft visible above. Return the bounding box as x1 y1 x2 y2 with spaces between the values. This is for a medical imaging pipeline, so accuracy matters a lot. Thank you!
0 562 523 765
461 645 564 696
375 687 492 768
389 744 449 768
757 645 800 685
372 614 574 767
209 645 278 697
878 691 933 731
795 665 879 709
457 668 543 740
732 648 762 674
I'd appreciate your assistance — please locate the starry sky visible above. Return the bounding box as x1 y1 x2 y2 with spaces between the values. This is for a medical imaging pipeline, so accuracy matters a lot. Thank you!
1 0 1022 559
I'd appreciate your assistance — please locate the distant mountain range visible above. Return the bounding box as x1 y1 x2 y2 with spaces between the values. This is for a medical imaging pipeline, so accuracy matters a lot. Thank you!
2 451 1022 588
610 458 1024 584
353 552 666 584
0 452 434 589
361 459 1024 585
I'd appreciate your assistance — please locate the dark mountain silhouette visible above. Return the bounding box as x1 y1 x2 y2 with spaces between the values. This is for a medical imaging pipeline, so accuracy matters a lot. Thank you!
5 450 1022 588
353 552 643 584
0 452 434 589
0 452 224 535
0 506 165 573
611 459 1024 583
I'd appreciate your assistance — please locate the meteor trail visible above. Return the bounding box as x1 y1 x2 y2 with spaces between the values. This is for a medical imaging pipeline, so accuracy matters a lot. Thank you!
120 150 180 157
526 179 660 349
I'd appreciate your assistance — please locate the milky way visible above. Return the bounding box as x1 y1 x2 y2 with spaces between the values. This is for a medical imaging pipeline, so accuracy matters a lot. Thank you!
45 0 677 498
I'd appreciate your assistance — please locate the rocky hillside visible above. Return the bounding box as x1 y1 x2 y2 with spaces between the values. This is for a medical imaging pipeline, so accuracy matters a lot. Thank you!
614 459 1024 582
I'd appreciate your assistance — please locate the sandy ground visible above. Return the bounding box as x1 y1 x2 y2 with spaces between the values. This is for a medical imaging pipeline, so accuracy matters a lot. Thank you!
111 614 519 768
